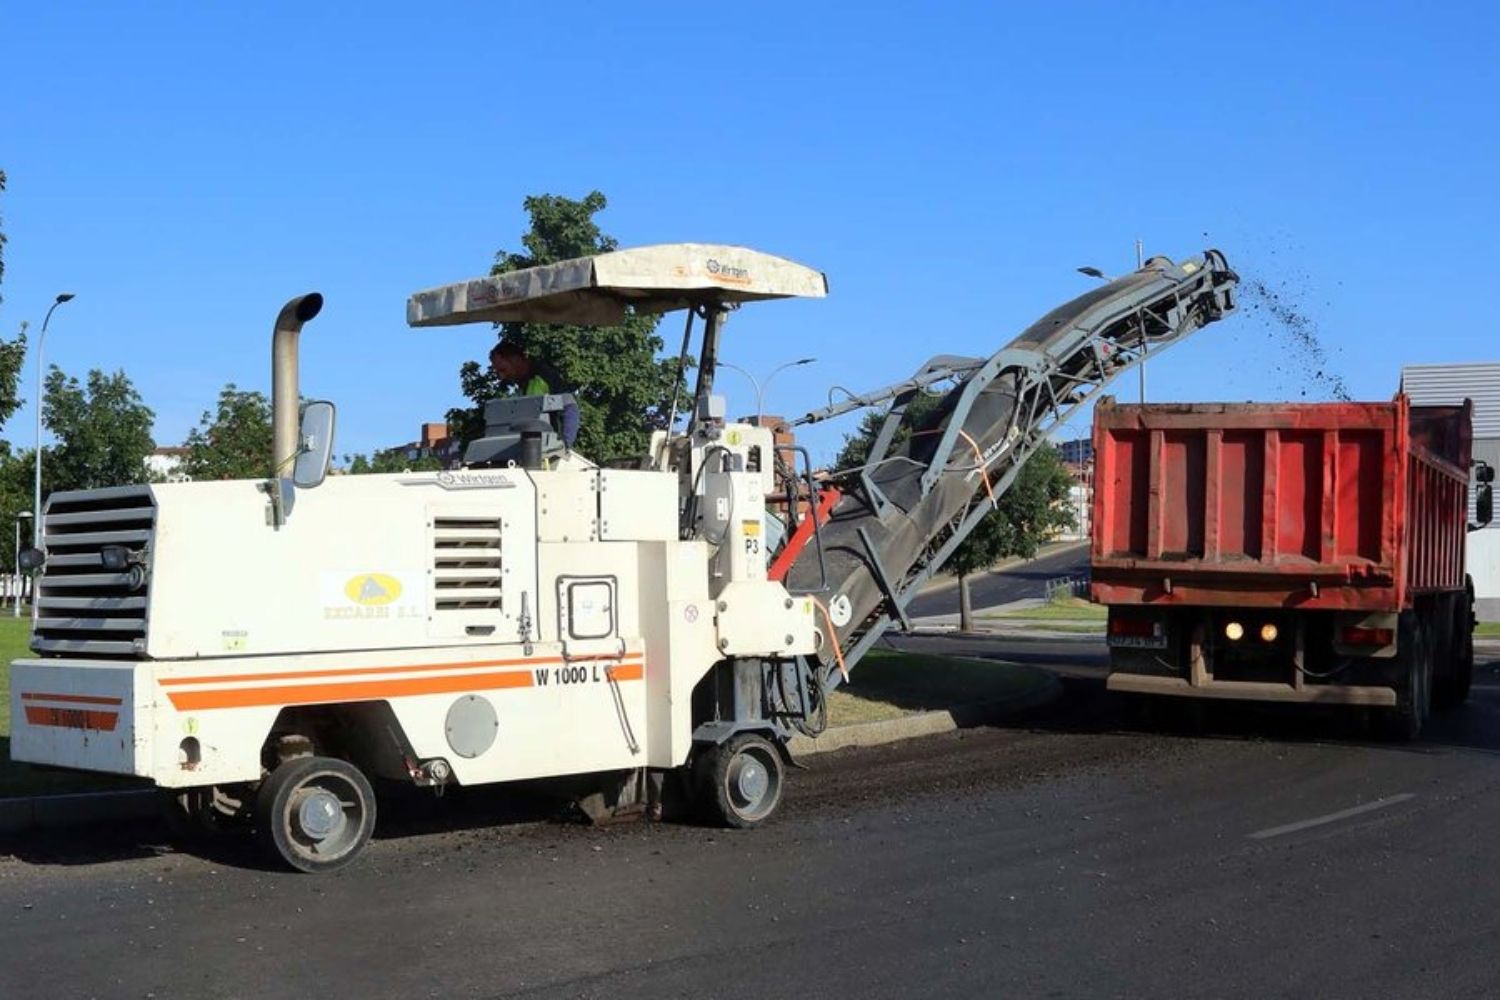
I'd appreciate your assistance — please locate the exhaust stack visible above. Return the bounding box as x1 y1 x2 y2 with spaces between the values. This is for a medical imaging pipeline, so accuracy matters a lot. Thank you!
271 293 324 474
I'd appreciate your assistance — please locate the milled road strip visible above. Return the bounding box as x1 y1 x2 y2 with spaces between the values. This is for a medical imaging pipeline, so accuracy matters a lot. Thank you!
1247 792 1416 840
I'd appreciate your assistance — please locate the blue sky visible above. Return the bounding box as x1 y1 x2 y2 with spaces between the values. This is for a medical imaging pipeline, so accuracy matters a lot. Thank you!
1 1 1495 464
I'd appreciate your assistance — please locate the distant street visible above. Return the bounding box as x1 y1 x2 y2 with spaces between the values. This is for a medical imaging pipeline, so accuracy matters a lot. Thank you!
5 633 1500 998
906 542 1088 619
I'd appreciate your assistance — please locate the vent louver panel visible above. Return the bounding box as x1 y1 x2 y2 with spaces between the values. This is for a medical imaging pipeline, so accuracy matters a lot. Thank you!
33 486 156 657
433 517 502 611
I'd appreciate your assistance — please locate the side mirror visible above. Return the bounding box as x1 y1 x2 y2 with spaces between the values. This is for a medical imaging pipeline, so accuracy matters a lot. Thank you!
1477 483 1494 531
293 400 337 488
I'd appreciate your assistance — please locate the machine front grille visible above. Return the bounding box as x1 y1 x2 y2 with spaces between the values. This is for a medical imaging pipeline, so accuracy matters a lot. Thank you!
433 517 502 611
32 485 156 657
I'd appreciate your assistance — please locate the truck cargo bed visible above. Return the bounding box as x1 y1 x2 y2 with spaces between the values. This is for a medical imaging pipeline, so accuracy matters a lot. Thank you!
1090 396 1471 612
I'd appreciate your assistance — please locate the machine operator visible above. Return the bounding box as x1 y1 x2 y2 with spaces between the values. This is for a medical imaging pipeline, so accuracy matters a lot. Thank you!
488 340 581 448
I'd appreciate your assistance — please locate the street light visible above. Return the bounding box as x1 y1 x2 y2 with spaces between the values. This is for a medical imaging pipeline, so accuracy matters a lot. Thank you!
34 293 75 549
13 511 31 618
717 357 816 425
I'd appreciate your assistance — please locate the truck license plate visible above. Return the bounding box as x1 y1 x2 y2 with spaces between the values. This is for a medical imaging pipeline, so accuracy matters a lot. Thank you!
1108 635 1167 650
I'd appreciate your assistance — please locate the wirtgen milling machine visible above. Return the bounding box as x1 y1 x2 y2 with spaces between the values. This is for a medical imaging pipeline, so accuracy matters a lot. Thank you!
9 243 1237 870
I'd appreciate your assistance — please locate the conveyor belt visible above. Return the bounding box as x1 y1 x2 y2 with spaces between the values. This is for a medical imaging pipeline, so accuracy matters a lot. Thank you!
783 251 1239 688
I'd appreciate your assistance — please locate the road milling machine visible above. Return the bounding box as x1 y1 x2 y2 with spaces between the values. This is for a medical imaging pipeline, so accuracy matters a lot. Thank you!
9 243 1238 871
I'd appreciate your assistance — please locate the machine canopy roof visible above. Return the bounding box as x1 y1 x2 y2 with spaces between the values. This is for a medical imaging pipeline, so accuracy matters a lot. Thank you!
407 243 828 328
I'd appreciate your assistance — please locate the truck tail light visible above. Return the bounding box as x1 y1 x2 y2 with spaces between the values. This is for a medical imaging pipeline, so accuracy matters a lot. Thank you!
1340 626 1393 647
1109 617 1158 639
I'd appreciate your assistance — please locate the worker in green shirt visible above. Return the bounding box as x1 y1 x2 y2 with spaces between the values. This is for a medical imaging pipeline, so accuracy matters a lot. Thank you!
489 340 580 447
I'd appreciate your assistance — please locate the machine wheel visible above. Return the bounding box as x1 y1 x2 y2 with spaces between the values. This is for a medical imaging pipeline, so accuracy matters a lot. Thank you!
1377 621 1431 742
695 733 785 829
255 756 376 873
1433 594 1474 711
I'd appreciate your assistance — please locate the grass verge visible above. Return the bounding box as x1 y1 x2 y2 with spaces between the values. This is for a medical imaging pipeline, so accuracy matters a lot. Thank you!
1477 622 1500 638
828 648 1052 725
991 596 1105 622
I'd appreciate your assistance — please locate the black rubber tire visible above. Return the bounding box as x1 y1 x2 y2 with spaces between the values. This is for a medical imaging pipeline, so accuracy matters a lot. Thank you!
1433 594 1474 711
255 756 377 874
695 733 785 829
1377 620 1431 742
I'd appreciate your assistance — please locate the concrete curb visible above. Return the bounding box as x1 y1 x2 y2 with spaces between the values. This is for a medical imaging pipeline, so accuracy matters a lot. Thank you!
0 788 159 837
787 671 1062 757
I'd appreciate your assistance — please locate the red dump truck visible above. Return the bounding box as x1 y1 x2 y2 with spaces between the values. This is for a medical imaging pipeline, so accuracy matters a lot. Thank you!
1090 395 1494 738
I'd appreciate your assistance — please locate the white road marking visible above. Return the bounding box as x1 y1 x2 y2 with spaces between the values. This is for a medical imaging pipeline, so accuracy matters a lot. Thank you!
1248 793 1416 840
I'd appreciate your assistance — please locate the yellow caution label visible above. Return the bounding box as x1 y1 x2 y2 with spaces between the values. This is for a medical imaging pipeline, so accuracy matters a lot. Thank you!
742 520 761 537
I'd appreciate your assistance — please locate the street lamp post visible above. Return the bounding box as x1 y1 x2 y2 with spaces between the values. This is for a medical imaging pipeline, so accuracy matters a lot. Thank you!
13 511 32 618
33 293 75 550
717 357 816 424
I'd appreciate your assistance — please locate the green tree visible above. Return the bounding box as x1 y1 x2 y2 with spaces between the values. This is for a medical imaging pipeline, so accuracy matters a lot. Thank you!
447 191 683 461
835 398 1076 630
343 448 444 474
0 445 38 574
42 366 157 492
181 384 273 480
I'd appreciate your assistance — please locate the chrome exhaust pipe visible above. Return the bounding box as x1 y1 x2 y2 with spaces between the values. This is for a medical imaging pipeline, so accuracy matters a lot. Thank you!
271 293 324 474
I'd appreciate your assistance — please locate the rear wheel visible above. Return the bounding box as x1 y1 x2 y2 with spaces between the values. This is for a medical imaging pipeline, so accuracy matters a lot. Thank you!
1433 594 1474 711
695 733 785 829
255 756 376 873
1377 620 1431 742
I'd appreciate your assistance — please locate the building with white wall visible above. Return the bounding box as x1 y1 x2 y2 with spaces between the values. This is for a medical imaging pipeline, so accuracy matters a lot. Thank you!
1401 362 1500 620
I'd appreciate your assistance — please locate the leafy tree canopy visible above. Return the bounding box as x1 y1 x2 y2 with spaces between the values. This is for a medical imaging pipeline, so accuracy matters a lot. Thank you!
343 448 443 475
42 366 156 492
447 191 684 462
181 384 273 481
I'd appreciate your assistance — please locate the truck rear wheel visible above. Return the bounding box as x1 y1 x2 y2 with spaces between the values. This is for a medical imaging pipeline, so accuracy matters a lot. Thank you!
1433 594 1474 711
1377 621 1431 742
255 756 376 873
695 733 785 829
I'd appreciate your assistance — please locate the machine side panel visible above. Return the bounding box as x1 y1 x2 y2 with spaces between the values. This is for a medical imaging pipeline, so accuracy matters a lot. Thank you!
144 474 536 659
636 540 717 767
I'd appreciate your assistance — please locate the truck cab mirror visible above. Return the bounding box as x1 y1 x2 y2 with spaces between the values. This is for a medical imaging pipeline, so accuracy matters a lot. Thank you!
1477 483 1494 530
293 400 337 488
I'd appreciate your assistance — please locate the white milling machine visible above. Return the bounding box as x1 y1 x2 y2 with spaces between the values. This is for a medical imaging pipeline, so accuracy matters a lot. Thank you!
9 241 1238 871
10 245 830 871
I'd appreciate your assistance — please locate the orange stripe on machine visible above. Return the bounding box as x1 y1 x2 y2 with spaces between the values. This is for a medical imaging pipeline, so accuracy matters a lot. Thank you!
161 655 646 712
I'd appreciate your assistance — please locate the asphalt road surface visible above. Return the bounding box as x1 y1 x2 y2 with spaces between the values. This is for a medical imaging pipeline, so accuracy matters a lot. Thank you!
906 543 1088 619
4 638 1500 999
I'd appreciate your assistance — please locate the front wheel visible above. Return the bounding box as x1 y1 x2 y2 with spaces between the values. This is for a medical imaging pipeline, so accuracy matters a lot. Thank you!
695 733 786 829
255 756 376 873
